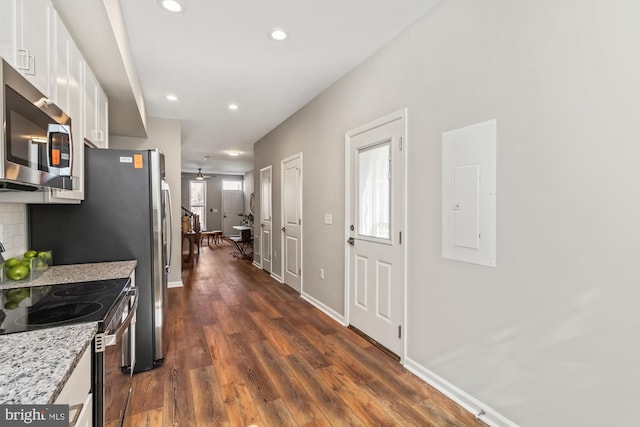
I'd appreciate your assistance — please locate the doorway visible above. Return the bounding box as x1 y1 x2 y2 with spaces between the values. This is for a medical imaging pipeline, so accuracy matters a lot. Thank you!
259 166 273 273
345 109 406 357
222 190 243 236
281 153 302 292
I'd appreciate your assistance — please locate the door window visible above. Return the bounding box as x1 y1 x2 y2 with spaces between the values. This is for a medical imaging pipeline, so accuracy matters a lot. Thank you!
357 141 391 240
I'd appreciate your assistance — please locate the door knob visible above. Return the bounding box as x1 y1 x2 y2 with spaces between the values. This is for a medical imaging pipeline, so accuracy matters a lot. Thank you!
281 227 286 232
347 237 355 246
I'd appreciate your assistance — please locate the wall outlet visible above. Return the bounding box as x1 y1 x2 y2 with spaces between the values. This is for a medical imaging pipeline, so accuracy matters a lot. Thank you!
320 268 325 280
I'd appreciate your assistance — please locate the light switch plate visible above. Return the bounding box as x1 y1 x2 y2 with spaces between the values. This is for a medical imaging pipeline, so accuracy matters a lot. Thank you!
324 214 332 225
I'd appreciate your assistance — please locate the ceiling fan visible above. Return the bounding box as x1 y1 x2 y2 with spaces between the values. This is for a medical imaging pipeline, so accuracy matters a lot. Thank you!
195 168 208 180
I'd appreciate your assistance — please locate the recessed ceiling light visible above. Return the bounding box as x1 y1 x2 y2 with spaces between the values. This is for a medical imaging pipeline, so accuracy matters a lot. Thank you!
270 29 287 41
166 94 178 101
227 151 241 157
160 0 183 13
228 103 239 110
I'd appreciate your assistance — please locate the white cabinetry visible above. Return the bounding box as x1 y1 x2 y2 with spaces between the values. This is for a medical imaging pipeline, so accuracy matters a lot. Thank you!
0 1 110 203
47 14 85 201
0 0 55 95
0 2 14 63
54 345 93 427
84 65 109 149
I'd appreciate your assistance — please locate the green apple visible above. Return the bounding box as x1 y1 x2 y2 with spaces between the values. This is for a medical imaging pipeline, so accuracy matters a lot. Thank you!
6 265 29 281
4 258 20 268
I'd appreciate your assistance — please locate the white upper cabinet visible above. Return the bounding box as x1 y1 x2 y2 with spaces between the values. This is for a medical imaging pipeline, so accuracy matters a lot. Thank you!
0 1 109 203
15 0 54 95
84 65 108 149
47 13 85 201
97 85 108 148
0 2 14 63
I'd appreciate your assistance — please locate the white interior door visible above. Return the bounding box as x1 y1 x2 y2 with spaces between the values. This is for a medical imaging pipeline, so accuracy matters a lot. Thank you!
222 190 243 236
282 154 302 292
260 166 273 273
346 110 406 357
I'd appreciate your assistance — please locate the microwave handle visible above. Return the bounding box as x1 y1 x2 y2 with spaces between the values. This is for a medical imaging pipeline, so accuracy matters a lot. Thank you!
46 126 73 176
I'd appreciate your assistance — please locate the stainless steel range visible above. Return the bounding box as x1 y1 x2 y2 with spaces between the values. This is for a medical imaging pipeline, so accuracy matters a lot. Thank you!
0 278 137 427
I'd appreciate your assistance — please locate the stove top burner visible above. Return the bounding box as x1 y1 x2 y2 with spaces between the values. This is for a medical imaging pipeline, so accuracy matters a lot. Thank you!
0 277 131 335
16 302 104 326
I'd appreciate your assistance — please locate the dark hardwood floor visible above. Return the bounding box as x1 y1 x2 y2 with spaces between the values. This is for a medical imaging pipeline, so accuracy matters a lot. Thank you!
127 240 486 426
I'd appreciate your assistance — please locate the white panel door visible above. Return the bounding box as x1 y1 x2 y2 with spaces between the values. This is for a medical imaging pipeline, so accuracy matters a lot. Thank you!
260 166 272 273
222 190 243 236
347 111 406 356
282 154 302 292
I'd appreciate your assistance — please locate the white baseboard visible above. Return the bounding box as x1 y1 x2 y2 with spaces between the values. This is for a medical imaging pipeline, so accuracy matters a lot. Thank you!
403 357 518 427
252 260 262 269
270 272 283 283
301 292 345 325
168 280 183 288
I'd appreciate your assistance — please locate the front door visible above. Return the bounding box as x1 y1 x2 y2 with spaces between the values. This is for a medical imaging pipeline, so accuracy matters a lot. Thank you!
346 110 406 357
282 154 302 292
222 190 243 236
260 166 273 273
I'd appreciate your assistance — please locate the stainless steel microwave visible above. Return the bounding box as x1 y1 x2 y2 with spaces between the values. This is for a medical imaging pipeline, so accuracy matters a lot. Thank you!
0 58 73 191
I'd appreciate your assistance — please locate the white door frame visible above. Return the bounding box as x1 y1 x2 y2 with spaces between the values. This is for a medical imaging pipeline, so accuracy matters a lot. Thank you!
344 109 408 361
281 152 303 293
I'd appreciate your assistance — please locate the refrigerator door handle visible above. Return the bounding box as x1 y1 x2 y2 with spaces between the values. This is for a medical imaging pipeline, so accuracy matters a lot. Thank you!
165 182 173 270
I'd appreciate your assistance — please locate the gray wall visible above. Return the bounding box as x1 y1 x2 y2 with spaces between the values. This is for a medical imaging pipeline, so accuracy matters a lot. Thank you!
110 117 183 286
253 1 640 426
181 173 243 232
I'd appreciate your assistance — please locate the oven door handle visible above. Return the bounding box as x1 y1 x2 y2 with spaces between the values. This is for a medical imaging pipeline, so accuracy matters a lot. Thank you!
105 288 138 347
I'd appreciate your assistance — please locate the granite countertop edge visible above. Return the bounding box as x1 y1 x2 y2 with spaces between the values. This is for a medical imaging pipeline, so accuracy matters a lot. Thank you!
0 260 137 290
0 260 137 404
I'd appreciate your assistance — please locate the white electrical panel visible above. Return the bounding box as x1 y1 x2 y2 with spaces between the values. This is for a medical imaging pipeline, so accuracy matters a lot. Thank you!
442 119 496 267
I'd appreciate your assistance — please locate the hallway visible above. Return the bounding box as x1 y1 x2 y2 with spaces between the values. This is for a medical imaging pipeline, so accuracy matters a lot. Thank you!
127 241 485 426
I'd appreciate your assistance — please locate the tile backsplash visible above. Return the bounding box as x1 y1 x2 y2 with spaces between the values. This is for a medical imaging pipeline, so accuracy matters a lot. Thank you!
0 203 27 258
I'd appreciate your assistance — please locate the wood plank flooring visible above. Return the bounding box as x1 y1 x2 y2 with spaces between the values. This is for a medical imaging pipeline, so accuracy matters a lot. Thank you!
127 240 486 426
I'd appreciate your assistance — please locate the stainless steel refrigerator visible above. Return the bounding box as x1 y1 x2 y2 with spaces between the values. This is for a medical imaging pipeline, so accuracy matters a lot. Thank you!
28 147 173 372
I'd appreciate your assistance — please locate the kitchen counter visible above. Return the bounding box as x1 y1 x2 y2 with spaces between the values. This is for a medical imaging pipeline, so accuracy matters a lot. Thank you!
0 260 137 404
0 260 137 290
0 323 97 404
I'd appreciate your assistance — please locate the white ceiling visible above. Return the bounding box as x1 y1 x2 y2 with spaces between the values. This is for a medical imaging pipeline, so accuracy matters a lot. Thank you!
60 0 441 175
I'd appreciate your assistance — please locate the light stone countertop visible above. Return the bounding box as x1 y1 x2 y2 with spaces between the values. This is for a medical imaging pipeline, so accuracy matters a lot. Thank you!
0 323 97 404
0 260 137 290
0 260 137 404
